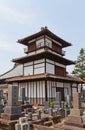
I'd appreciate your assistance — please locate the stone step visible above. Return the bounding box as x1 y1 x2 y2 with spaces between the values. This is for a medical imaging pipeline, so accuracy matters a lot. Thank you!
44 120 54 127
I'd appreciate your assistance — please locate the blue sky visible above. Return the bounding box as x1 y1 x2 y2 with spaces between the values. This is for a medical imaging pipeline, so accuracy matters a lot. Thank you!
0 0 85 74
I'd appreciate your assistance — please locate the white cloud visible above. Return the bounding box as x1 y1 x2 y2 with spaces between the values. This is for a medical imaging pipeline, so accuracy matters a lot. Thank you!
0 1 34 24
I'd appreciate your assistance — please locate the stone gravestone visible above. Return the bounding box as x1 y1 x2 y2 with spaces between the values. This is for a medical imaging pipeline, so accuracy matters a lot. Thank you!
61 101 64 109
43 101 50 113
49 108 53 116
0 90 4 113
82 111 85 123
22 88 26 102
15 117 30 130
36 109 41 119
43 101 50 109
0 90 3 99
56 92 61 108
1 85 22 120
65 92 84 127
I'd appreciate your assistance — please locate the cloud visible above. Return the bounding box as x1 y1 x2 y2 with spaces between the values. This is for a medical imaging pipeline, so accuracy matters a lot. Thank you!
0 1 34 24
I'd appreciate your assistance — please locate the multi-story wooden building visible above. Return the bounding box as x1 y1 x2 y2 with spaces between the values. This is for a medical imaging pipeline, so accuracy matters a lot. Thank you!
0 27 83 104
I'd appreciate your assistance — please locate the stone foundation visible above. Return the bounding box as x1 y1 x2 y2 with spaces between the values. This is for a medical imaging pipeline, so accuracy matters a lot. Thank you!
33 124 63 130
1 113 23 120
67 115 82 124
70 108 83 116
64 93 85 128
0 119 17 130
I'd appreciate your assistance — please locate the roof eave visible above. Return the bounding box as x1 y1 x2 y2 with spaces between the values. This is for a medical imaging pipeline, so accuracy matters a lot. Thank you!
12 51 75 66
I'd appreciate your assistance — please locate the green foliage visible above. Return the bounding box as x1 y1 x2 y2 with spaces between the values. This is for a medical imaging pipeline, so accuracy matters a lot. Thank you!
50 101 56 107
72 48 85 80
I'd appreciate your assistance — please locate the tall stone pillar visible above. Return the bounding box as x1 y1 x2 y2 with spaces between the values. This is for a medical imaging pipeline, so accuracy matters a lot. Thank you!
65 92 84 127
1 85 22 120
0 90 4 113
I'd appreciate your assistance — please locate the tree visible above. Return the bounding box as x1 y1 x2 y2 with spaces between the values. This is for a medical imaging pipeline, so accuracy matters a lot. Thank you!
72 48 85 80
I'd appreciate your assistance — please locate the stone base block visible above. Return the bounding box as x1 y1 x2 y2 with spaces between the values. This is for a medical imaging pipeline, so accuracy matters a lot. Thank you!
0 118 18 130
67 115 82 124
0 105 3 109
4 106 21 114
64 121 84 128
1 113 23 120
0 105 4 114
70 108 84 116
44 120 53 127
0 109 4 114
64 107 85 128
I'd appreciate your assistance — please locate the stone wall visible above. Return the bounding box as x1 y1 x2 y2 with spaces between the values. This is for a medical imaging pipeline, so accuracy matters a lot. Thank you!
33 124 64 130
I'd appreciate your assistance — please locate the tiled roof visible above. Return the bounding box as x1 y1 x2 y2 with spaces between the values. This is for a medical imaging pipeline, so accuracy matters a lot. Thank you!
6 73 84 84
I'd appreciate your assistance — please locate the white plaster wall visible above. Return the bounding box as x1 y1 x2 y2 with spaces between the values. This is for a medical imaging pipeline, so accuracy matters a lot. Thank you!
34 59 45 64
34 63 45 74
45 38 52 48
34 67 44 74
64 83 71 88
57 82 63 88
46 63 54 74
24 62 33 66
46 59 54 64
36 38 44 47
24 66 33 75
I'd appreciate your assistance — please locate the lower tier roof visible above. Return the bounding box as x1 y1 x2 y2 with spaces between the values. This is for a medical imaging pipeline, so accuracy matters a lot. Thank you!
6 73 84 84
12 50 75 65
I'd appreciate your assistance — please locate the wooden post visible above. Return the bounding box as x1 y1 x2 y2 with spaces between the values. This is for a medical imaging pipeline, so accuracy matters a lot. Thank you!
45 79 47 101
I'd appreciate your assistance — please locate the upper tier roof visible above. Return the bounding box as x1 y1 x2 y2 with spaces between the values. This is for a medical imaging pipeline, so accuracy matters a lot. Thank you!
17 27 71 48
